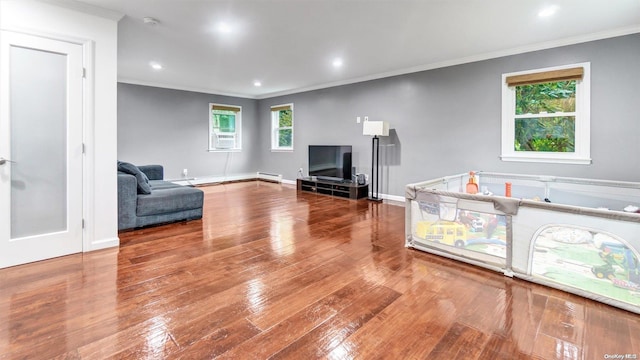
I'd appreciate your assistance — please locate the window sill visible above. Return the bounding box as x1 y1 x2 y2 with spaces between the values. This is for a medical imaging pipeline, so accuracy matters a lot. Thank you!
208 149 242 153
271 149 293 153
500 154 592 165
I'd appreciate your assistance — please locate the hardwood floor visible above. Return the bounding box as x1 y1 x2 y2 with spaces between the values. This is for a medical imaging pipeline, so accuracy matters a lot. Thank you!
1 181 638 359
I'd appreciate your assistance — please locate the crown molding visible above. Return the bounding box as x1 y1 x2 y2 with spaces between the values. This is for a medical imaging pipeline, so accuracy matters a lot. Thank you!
117 78 258 100
34 0 124 21
256 25 640 99
120 25 639 100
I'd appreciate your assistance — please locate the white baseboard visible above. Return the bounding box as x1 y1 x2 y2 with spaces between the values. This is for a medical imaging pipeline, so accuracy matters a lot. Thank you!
383 194 406 203
284 177 405 202
170 173 256 186
257 172 282 182
172 175 405 202
87 236 119 251
368 192 405 203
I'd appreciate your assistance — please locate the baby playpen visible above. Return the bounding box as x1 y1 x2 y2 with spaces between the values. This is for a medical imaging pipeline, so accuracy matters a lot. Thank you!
405 172 640 314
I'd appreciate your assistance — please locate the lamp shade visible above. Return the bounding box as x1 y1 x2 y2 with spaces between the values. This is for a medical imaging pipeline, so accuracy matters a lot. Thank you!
362 121 389 136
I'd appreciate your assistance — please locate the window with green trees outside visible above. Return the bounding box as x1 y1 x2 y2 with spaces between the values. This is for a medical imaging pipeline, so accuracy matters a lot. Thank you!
515 80 576 152
213 112 236 133
501 63 591 164
209 104 241 151
271 104 293 151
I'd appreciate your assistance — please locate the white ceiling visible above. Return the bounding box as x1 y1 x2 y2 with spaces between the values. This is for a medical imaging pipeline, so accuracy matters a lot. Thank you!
69 0 640 99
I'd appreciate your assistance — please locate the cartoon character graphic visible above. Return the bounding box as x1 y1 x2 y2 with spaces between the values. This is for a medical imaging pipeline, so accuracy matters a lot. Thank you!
592 243 640 291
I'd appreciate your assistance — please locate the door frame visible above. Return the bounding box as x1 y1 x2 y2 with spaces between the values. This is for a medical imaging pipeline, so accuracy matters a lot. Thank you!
0 29 97 261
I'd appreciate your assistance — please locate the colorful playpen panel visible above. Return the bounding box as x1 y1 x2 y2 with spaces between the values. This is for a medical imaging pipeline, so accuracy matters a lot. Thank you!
405 172 640 314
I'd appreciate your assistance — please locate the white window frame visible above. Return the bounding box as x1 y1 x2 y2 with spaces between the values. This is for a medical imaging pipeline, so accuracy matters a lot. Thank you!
271 103 294 152
501 62 591 164
209 103 242 152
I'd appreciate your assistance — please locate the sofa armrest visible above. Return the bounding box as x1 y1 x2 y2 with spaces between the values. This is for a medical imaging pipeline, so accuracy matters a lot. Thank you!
117 173 138 230
138 165 163 180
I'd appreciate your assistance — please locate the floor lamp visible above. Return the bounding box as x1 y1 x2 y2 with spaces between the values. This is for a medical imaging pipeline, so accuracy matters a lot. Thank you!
363 120 389 202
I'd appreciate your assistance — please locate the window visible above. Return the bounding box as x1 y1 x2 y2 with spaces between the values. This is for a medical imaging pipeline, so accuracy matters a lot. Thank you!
501 62 590 164
271 104 293 151
209 103 241 151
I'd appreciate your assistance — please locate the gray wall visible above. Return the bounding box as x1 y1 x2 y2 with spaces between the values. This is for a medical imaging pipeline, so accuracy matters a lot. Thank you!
118 84 259 180
257 34 640 196
118 34 640 196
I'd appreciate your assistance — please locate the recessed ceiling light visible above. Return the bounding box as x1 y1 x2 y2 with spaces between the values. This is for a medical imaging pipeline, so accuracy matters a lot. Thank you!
332 58 343 68
538 5 558 17
149 62 162 70
217 22 232 34
254 81 262 87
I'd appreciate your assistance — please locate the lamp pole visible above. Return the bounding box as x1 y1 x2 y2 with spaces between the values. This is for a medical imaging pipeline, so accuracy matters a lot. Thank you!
369 135 382 202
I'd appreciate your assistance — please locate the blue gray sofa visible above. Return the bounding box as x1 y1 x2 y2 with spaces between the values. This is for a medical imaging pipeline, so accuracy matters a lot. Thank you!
117 162 204 230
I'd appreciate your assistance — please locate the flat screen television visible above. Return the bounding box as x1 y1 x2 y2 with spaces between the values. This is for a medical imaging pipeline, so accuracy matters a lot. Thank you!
308 145 352 182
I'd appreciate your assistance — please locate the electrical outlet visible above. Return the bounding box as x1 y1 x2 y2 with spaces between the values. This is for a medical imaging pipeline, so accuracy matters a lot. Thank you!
182 168 188 177
356 116 361 123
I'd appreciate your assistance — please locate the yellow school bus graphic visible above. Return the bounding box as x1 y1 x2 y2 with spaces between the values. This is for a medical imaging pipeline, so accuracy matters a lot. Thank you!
416 221 467 247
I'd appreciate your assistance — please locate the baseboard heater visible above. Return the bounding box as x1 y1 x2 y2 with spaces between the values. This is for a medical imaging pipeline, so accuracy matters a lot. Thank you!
257 172 282 183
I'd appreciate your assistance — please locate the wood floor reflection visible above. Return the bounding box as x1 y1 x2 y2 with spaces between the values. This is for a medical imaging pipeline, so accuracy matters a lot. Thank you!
1 181 638 359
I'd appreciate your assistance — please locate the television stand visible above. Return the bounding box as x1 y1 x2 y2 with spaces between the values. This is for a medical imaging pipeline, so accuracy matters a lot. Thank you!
297 177 368 200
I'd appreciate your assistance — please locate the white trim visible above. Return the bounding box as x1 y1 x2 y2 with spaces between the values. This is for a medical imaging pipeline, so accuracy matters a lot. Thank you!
169 173 256 186
82 39 99 251
209 102 242 151
514 112 575 119
113 26 640 100
2 0 121 255
0 9 101 252
31 0 124 21
207 149 242 153
119 78 256 99
257 26 639 99
171 173 298 186
172 176 403 201
283 178 403 201
90 236 119 250
270 103 294 151
0 31 84 266
270 103 294 110
501 62 591 165
382 193 406 203
367 191 405 203
257 172 282 183
0 22 96 47
500 155 591 165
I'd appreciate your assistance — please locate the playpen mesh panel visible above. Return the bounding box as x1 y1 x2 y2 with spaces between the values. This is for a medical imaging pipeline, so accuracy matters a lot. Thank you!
409 191 508 268
406 172 640 314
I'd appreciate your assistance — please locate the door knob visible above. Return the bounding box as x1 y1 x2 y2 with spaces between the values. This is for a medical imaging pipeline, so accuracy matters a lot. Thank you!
0 157 15 165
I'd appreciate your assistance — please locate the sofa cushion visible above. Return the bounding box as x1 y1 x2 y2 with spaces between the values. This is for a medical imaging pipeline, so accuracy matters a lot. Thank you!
138 165 164 181
149 180 184 190
136 187 204 216
118 161 152 194
117 173 138 230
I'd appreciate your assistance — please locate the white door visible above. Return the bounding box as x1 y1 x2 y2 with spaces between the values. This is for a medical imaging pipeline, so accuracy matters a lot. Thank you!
0 31 83 268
